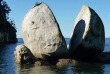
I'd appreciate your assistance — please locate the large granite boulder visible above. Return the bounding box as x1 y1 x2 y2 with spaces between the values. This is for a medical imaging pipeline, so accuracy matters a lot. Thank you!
14 45 36 64
22 3 67 60
69 5 105 59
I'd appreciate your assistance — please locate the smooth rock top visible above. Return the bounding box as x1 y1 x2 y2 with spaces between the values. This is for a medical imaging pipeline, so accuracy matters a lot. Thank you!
22 3 67 59
69 5 105 59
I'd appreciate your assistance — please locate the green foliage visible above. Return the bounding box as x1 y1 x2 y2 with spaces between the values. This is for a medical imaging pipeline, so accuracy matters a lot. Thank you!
0 0 11 19
0 0 17 43
35 2 40 7
0 0 16 32
9 19 16 29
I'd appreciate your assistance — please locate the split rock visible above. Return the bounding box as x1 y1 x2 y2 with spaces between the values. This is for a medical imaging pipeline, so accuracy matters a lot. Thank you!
69 5 105 59
22 3 67 60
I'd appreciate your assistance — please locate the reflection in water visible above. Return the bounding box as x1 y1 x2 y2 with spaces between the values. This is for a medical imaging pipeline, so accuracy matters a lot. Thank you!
16 64 58 74
0 39 23 74
71 63 104 74
0 38 110 74
16 62 105 74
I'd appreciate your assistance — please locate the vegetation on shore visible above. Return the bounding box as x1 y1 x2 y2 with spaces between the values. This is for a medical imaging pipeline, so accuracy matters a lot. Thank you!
0 0 17 43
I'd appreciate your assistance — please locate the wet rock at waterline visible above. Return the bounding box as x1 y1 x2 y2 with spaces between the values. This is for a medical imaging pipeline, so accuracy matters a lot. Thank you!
14 45 36 64
22 3 68 60
69 5 105 59
56 59 77 67
94 52 110 63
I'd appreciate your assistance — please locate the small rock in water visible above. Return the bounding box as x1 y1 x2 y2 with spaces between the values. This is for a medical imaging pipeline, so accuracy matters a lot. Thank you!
35 61 42 66
93 52 110 63
15 45 36 64
56 59 77 67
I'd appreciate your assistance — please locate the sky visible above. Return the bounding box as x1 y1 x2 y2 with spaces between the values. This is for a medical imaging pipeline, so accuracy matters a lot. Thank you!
4 0 110 38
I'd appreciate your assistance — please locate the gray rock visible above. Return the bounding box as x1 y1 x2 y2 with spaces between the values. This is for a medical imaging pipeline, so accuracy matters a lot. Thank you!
22 3 67 60
69 5 105 59
14 45 36 64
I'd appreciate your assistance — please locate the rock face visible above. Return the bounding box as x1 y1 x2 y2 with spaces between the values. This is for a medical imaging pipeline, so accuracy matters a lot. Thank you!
22 3 67 60
0 31 17 43
0 22 17 44
14 45 36 64
69 5 105 59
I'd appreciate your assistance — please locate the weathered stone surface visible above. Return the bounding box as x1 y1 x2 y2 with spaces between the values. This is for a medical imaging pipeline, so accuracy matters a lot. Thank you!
56 59 77 67
35 61 42 66
14 45 36 64
22 3 67 60
69 5 105 59
0 32 17 43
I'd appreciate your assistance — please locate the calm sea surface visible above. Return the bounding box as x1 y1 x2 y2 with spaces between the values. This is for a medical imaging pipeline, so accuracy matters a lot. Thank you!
0 38 110 74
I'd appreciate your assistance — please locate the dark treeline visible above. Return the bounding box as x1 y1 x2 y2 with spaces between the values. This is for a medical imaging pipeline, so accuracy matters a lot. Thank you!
0 0 17 43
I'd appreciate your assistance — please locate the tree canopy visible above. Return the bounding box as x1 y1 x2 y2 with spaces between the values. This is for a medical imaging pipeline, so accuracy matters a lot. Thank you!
0 0 16 32
0 0 17 43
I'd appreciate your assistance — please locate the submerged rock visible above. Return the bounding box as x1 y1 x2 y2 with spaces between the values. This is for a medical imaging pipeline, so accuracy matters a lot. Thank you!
14 45 36 64
56 59 77 67
22 3 67 60
93 52 110 63
69 5 105 59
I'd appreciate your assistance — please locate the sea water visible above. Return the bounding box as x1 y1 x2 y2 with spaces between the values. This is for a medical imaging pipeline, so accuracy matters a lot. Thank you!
0 38 110 74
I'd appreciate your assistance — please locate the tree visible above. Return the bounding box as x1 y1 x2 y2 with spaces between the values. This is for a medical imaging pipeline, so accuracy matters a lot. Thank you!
0 0 17 43
0 0 11 20
0 0 16 32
